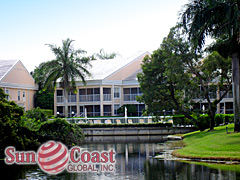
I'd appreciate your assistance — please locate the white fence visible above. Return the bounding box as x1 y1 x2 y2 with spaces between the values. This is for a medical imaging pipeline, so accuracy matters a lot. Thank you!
66 116 173 124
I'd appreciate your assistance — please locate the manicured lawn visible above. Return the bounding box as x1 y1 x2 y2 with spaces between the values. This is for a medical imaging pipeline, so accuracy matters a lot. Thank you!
180 161 240 173
174 124 240 160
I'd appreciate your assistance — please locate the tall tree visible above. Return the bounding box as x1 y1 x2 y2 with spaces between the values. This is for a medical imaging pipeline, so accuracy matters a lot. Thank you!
40 38 91 117
137 27 199 120
138 27 232 130
180 0 240 132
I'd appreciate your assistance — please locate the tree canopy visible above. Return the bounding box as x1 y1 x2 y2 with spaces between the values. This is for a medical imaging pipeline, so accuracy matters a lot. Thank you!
180 0 240 131
137 27 232 130
39 38 91 117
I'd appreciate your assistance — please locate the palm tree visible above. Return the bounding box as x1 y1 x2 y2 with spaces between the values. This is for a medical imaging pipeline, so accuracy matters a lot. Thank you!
180 0 240 132
41 38 91 117
95 49 119 59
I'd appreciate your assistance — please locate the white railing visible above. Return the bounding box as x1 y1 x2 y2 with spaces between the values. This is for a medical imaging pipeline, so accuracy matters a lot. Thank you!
79 94 100 102
123 94 142 101
220 91 233 98
57 96 64 103
103 94 111 101
68 95 77 103
66 116 173 124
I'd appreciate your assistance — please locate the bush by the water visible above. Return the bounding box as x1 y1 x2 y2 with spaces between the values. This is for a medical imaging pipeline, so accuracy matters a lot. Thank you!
22 107 52 123
173 115 193 126
0 89 83 157
39 118 83 147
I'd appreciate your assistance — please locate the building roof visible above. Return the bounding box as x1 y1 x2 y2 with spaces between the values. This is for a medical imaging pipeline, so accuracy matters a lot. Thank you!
0 60 19 81
83 51 149 81
124 69 143 81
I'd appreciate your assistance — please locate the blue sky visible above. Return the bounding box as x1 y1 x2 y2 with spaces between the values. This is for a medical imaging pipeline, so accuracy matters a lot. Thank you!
0 0 188 71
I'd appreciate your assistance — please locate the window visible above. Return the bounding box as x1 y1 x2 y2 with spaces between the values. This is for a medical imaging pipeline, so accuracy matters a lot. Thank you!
114 87 120 98
5 89 9 100
123 88 130 94
18 91 21 101
23 91 26 102
103 88 111 94
94 88 100 94
79 89 86 95
103 105 112 116
57 90 63 96
114 104 120 115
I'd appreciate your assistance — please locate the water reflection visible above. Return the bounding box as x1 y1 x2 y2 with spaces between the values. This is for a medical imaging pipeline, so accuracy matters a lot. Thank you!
1 135 240 180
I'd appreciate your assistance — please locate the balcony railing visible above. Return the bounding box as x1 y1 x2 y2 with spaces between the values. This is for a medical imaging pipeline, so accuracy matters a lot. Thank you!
79 94 100 102
220 91 233 99
220 109 234 114
193 93 216 100
57 96 64 103
103 94 111 101
68 95 76 103
123 94 142 101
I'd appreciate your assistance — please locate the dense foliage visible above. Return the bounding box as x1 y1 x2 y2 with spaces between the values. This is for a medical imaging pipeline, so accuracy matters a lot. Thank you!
34 90 54 110
137 27 231 130
0 89 83 157
117 104 137 116
39 118 83 147
173 114 234 131
179 0 240 131
0 89 39 155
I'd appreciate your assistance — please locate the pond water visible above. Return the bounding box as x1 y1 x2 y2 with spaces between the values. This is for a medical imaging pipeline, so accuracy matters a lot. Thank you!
1 135 240 180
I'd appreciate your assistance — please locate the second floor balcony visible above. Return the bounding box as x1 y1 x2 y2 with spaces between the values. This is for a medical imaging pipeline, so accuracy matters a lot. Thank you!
79 94 100 102
220 91 233 99
124 94 142 101
57 96 64 103
103 94 111 101
68 95 77 103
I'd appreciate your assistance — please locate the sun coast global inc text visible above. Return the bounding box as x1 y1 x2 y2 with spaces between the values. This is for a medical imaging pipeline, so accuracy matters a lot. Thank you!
4 141 116 175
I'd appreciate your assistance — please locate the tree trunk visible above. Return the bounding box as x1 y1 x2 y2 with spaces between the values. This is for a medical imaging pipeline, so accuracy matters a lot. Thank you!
209 108 215 131
64 88 68 118
232 53 240 132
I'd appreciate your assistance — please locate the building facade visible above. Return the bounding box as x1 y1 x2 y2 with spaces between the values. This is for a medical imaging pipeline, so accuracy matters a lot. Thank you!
0 60 38 111
54 51 150 117
192 85 233 114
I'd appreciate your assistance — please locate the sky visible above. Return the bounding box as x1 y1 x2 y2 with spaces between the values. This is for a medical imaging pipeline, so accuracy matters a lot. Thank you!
0 0 189 72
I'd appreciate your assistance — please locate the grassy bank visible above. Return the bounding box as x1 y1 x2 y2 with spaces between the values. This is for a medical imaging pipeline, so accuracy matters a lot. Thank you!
173 124 240 161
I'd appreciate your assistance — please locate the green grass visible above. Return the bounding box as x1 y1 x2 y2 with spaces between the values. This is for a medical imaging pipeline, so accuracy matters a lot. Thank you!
180 161 240 172
174 124 240 160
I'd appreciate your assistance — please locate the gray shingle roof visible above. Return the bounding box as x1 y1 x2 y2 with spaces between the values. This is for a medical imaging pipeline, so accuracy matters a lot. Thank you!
0 60 18 81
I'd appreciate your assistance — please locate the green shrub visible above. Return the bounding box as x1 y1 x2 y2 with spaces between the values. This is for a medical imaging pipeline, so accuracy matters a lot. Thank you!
39 118 83 146
197 114 210 131
224 114 234 124
214 114 224 126
42 109 53 118
23 107 49 122
173 115 193 126
34 90 54 110
0 89 39 157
